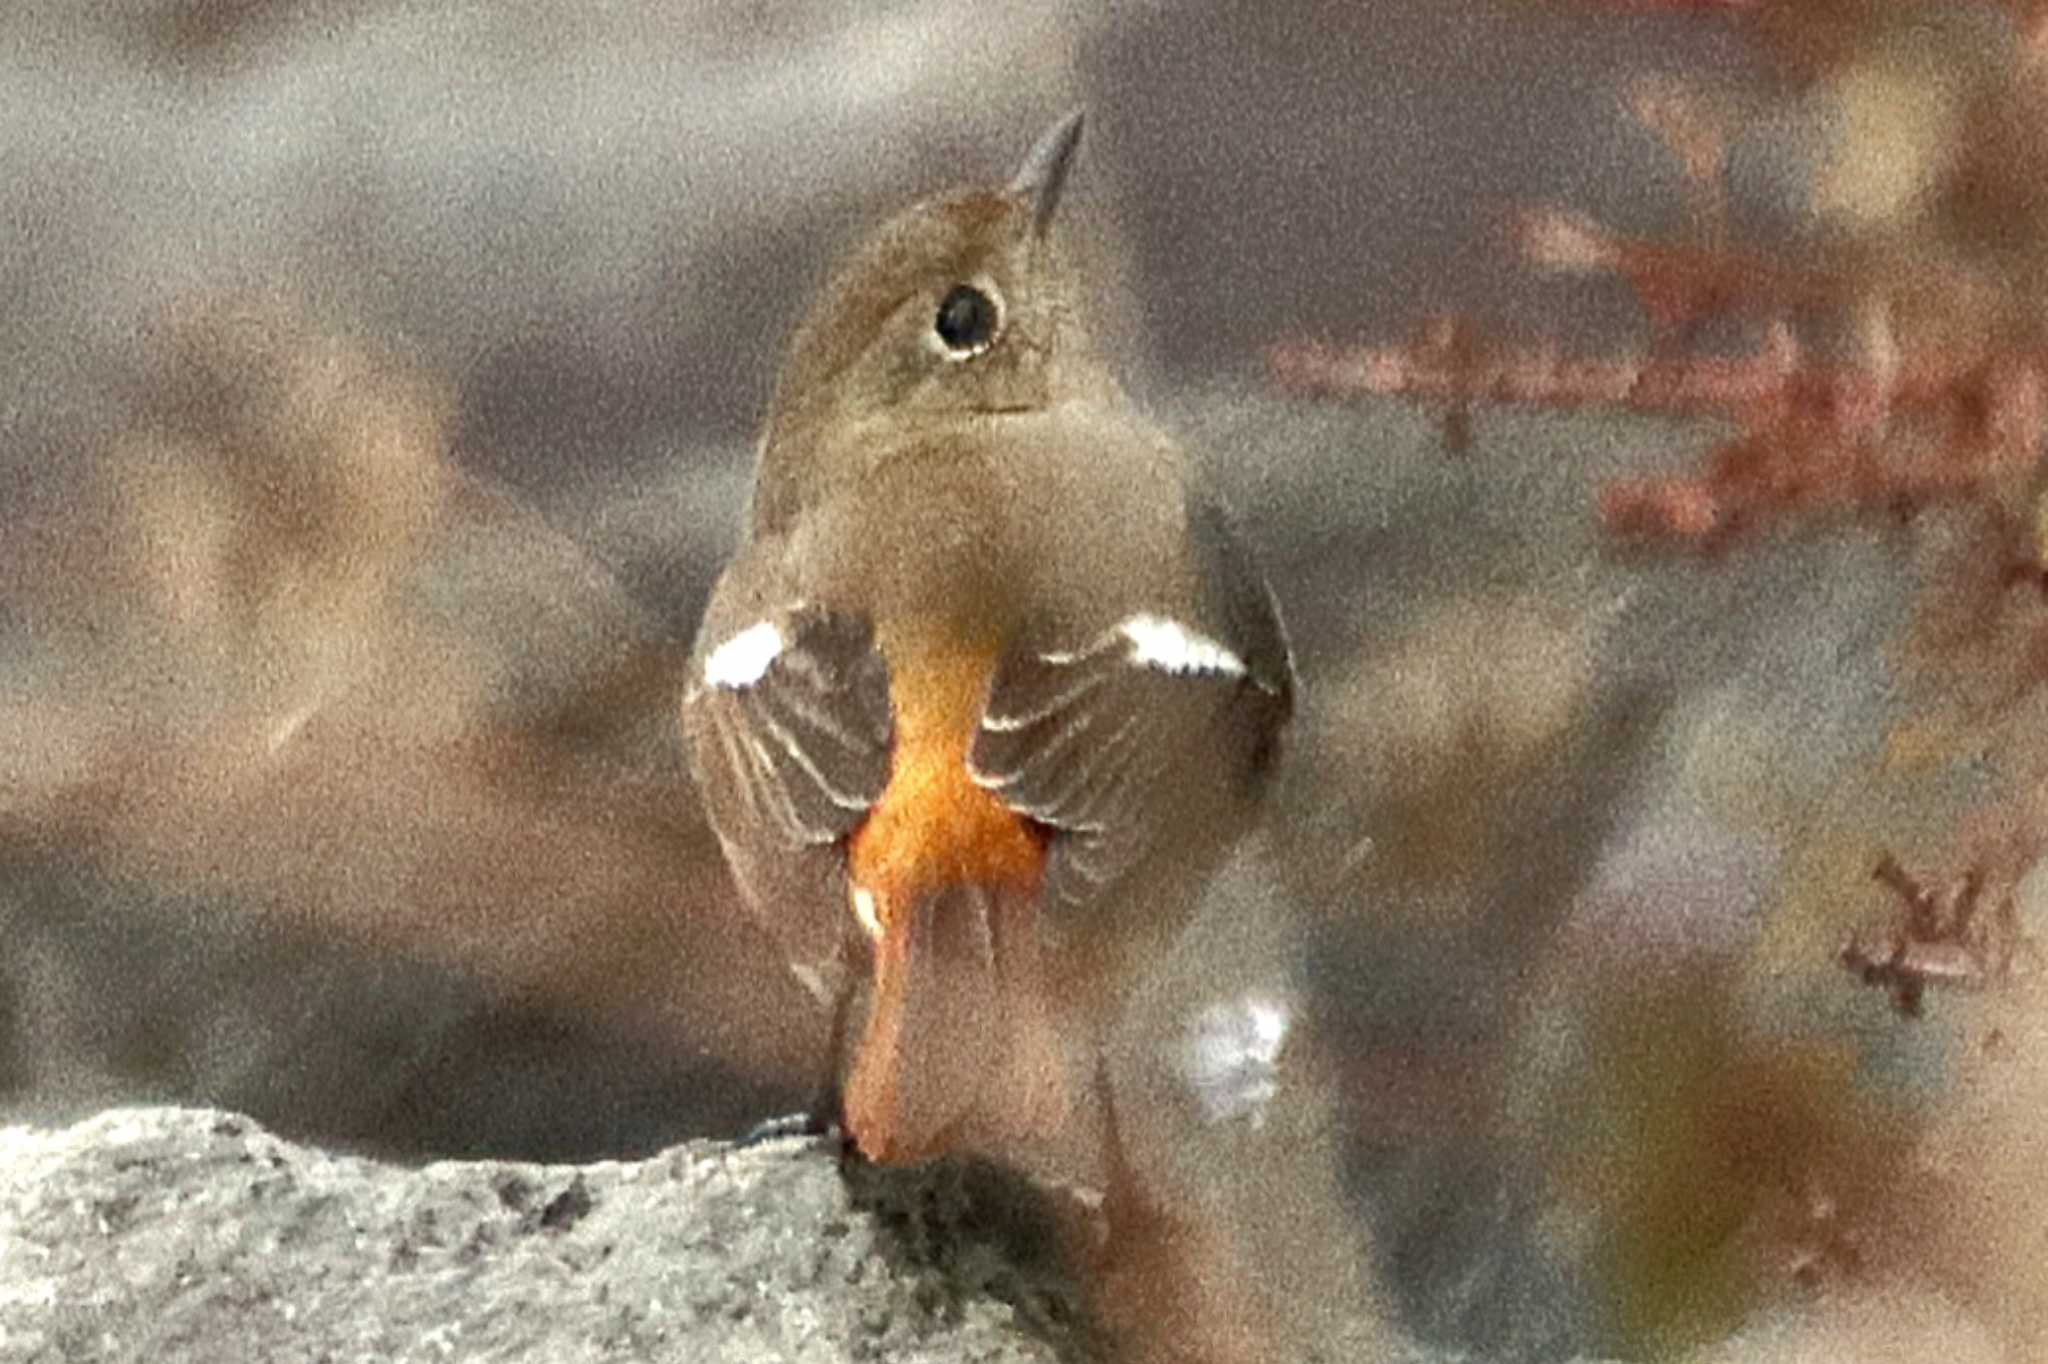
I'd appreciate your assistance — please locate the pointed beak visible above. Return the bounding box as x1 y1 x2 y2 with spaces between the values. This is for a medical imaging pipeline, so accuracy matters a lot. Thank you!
1009 108 1085 239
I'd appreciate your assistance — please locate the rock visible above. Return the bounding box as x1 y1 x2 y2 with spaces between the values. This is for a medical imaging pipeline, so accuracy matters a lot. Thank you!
0 1106 1074 1364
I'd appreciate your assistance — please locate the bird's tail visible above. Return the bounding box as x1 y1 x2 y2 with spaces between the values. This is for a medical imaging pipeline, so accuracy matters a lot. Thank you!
843 881 1068 1164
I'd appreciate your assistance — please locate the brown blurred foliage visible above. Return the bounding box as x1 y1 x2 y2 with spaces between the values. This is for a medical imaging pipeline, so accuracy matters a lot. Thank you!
1272 2 2048 1358
0 295 819 1152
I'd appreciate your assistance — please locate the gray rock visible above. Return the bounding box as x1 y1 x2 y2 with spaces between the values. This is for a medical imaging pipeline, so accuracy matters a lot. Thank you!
0 1106 1076 1364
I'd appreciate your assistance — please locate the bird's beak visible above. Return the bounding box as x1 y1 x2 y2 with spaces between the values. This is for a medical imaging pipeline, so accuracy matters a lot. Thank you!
1009 108 1085 239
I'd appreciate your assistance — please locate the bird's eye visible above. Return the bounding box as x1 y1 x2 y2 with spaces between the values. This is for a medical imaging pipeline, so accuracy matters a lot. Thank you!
933 284 1000 358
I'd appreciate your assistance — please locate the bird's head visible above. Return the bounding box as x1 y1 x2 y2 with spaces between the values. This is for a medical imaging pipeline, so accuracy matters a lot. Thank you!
754 110 1103 530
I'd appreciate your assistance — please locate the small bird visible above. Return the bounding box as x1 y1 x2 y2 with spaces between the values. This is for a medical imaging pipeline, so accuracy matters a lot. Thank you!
682 111 1294 1172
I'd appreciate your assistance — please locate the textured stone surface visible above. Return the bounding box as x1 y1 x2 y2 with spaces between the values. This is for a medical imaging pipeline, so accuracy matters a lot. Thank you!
0 1107 1074 1364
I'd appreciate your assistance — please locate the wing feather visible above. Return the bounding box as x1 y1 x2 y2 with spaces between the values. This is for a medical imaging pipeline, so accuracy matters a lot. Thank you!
688 601 891 850
969 490 1293 917
684 600 893 1000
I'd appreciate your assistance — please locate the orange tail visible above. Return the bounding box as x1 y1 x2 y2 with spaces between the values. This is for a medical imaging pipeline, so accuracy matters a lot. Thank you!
844 882 1069 1164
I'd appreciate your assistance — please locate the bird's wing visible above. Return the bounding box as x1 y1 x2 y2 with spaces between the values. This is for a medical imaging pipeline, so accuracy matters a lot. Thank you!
683 599 893 1000
1184 488 1296 721
970 489 1293 916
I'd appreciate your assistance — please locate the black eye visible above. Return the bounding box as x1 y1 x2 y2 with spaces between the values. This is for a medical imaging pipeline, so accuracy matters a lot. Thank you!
933 284 999 356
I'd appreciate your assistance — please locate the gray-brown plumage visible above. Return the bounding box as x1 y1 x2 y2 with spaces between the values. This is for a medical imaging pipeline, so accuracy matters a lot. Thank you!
682 111 1293 1173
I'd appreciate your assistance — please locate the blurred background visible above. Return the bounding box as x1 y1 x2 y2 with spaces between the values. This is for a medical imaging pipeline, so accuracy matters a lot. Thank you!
5 2 2048 1361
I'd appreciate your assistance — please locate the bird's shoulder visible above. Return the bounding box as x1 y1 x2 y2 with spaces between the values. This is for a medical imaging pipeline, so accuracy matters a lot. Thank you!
709 410 1289 677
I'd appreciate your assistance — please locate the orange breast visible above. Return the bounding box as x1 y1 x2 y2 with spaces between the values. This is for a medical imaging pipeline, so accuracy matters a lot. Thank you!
846 635 1043 916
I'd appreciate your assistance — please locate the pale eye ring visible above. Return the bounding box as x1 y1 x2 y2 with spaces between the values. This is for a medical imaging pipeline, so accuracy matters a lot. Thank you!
933 282 1000 358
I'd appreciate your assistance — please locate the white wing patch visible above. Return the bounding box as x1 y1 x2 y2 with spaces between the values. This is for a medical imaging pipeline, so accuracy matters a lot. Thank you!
704 619 785 689
1119 614 1247 677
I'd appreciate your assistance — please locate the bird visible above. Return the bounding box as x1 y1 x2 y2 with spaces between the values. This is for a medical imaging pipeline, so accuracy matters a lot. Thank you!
681 109 1294 1177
